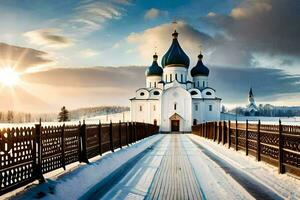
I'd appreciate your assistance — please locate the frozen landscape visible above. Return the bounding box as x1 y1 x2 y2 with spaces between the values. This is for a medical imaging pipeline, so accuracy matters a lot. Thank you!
7 134 300 200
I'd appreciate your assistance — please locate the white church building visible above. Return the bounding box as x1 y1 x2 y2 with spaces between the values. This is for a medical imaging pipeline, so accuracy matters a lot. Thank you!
130 30 221 133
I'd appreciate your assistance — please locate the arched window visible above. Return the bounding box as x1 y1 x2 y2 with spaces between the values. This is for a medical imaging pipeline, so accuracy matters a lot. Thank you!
170 74 172 81
197 81 200 87
153 105 156 111
140 92 145 96
175 74 178 80
154 82 156 87
153 91 160 95
193 119 197 125
203 81 205 87
209 105 213 111
195 104 198 111
154 119 157 126
206 91 212 95
190 91 198 95
139 106 143 111
174 103 177 110
181 74 183 82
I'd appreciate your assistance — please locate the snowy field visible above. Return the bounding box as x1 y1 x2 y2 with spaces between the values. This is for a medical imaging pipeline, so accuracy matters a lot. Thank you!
8 134 300 200
0 111 131 129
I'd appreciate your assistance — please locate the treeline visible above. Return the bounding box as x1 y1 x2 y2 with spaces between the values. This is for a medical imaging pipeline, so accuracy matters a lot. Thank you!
69 106 130 120
226 104 300 117
0 106 130 123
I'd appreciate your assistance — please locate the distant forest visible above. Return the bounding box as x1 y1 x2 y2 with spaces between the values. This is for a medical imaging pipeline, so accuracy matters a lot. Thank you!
225 104 300 117
0 106 130 123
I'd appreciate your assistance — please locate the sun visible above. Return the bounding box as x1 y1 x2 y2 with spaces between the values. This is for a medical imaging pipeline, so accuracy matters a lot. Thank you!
0 67 20 87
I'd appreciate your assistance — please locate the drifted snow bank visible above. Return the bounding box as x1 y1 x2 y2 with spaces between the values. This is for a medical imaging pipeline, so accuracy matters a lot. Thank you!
189 134 300 199
11 134 163 200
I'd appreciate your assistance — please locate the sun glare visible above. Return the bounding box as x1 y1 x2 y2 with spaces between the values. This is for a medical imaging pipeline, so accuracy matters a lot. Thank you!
0 67 20 87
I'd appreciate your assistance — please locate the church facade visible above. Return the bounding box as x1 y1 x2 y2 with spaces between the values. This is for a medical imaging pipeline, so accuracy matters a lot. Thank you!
130 30 221 132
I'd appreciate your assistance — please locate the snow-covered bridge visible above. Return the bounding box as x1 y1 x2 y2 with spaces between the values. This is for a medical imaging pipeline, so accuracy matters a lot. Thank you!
10 133 300 200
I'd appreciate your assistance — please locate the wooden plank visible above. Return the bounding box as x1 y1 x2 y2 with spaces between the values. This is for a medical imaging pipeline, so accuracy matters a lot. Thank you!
146 134 203 200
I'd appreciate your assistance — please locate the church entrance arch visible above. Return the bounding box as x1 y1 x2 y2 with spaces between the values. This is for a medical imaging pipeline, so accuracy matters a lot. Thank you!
169 113 182 132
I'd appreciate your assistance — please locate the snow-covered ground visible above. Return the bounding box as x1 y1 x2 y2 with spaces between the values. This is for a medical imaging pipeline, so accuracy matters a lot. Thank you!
8 135 163 200
189 134 300 199
6 134 300 200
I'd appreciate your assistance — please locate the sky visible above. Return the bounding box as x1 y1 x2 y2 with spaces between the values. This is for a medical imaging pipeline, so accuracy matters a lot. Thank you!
0 0 299 112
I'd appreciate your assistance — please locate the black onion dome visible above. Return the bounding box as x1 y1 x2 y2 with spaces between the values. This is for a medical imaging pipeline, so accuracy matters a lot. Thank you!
191 54 209 77
146 54 163 76
161 30 190 68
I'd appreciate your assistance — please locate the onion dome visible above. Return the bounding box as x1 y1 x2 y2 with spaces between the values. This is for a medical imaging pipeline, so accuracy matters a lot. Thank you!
161 30 190 68
191 54 209 77
146 53 163 76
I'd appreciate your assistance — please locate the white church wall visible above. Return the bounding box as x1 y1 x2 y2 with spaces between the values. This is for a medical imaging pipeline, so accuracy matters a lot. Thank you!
163 67 187 83
192 100 204 124
149 88 162 99
146 76 161 88
160 86 192 132
203 99 221 122
188 88 202 98
202 88 216 98
130 99 160 124
136 88 150 99
193 76 208 88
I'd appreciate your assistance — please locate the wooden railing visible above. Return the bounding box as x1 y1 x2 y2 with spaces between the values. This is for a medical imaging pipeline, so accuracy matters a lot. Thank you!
192 120 300 177
0 121 159 195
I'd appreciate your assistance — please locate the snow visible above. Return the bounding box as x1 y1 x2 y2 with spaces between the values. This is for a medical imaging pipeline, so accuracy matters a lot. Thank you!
188 134 300 199
7 134 300 200
10 134 163 200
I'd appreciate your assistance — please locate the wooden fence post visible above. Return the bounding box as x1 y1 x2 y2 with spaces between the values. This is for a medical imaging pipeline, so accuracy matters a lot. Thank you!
80 121 89 163
213 122 217 142
34 121 45 183
228 120 231 148
204 122 207 138
257 120 261 161
245 120 249 156
218 121 221 144
134 122 137 142
61 124 66 170
119 120 122 149
235 120 238 151
278 119 284 173
98 120 102 156
109 121 114 152
222 121 226 145
125 122 129 146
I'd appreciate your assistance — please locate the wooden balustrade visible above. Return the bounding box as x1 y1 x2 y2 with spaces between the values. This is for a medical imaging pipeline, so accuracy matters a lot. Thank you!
192 120 300 178
0 121 159 195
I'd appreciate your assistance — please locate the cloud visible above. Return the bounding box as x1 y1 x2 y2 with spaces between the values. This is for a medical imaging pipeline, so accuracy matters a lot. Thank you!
22 66 146 88
24 28 73 48
18 65 300 112
70 1 124 34
80 49 99 58
112 0 132 5
127 21 214 64
144 8 168 20
0 43 53 71
206 0 300 57
209 66 300 104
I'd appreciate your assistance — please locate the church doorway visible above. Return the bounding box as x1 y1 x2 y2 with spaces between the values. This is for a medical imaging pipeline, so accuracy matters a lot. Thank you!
171 120 180 132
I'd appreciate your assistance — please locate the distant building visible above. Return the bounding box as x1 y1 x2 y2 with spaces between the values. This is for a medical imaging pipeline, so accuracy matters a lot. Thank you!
130 30 221 133
246 88 258 116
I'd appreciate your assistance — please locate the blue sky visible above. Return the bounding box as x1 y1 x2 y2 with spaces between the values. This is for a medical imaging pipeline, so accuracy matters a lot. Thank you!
0 0 299 112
